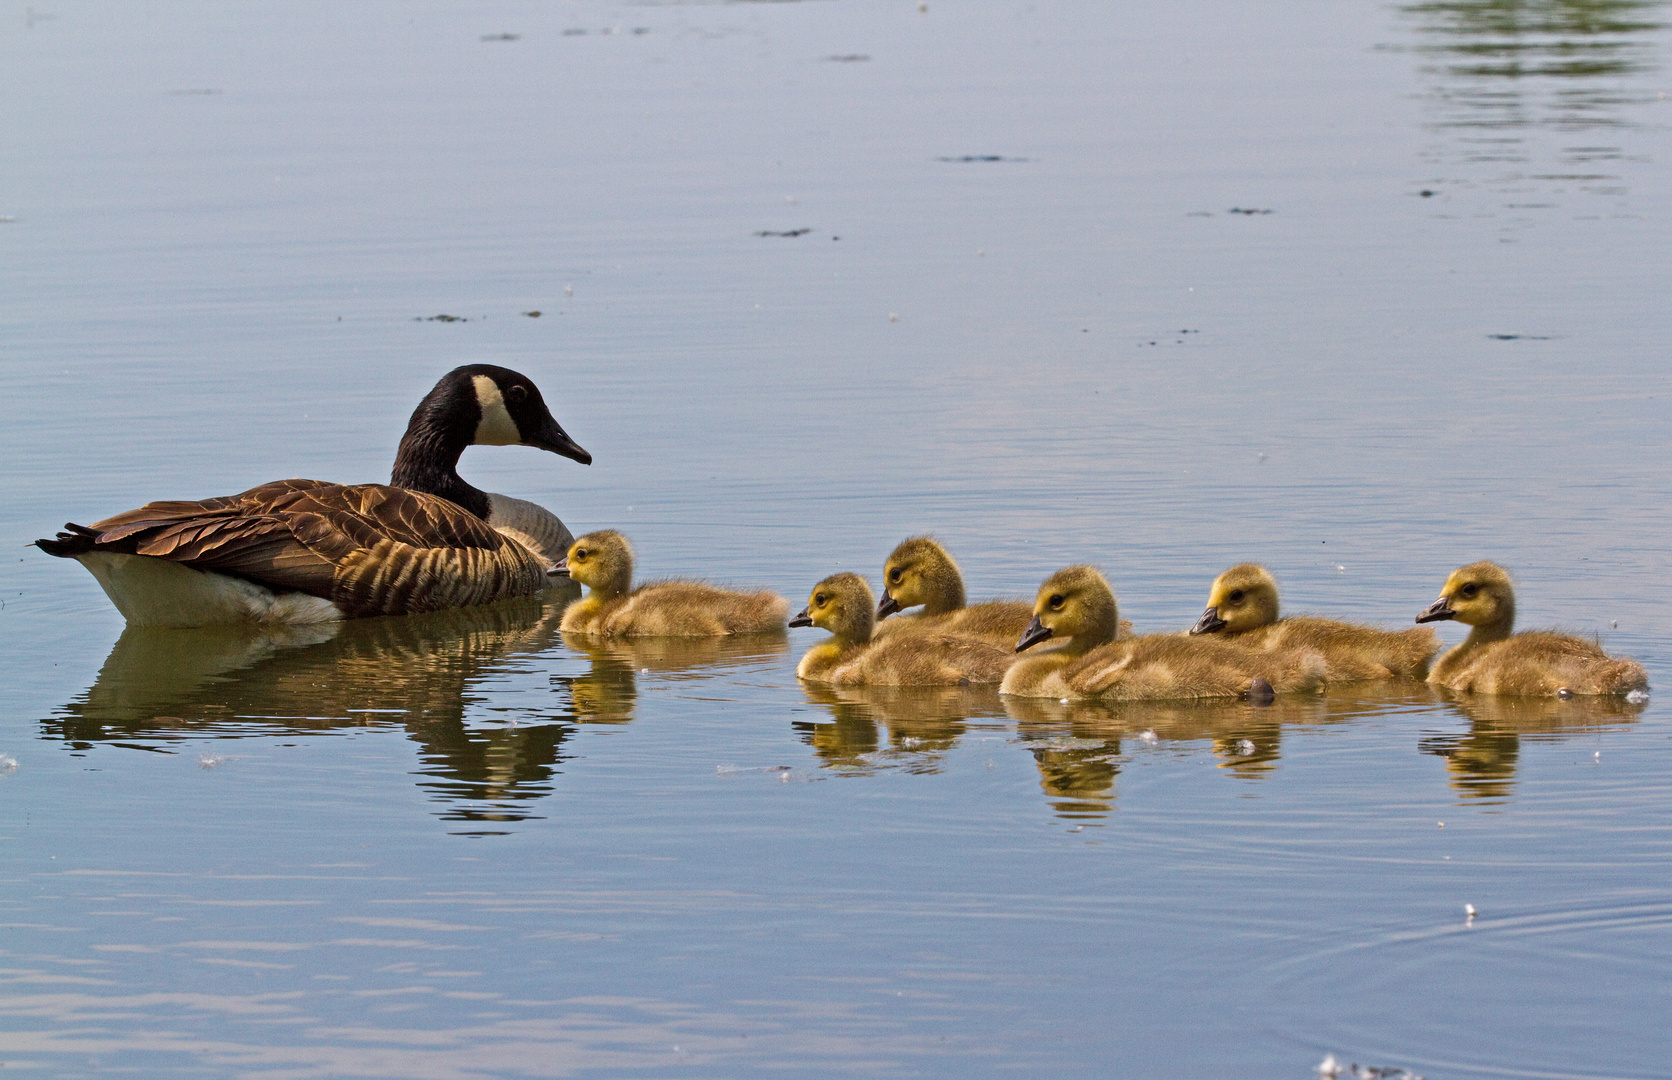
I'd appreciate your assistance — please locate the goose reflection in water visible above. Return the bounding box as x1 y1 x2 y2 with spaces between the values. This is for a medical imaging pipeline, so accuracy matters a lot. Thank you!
552 631 790 725
1419 691 1645 802
793 684 1002 773
45 587 583 832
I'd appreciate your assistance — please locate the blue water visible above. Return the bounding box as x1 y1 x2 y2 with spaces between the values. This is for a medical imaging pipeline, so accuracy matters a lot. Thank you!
3 1 1670 1076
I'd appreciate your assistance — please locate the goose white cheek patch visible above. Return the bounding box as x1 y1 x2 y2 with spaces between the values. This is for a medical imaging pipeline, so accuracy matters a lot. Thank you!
472 375 522 445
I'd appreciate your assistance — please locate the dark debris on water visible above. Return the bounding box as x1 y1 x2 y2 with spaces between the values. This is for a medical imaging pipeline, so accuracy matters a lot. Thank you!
417 314 468 322
754 228 811 238
937 155 1028 163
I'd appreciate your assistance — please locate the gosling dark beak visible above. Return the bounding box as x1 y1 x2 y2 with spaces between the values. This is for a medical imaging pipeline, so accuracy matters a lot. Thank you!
788 607 813 628
1015 616 1054 653
877 591 902 619
1416 596 1455 624
528 414 592 466
550 558 570 578
1190 606 1226 635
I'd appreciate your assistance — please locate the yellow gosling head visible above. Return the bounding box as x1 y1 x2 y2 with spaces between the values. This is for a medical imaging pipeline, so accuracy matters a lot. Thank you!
790 572 877 646
1016 565 1119 655
556 530 634 598
878 536 967 618
1417 561 1516 633
1191 563 1280 635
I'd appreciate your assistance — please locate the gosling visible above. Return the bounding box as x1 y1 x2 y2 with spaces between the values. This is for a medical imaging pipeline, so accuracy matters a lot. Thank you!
556 530 788 636
1416 562 1647 697
790 572 1015 686
1190 563 1439 680
1001 565 1326 701
875 535 1133 644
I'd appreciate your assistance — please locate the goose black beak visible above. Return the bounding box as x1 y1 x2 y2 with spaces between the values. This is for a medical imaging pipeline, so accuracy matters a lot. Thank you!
1015 616 1053 653
550 558 570 578
877 591 902 619
1190 606 1226 635
528 415 592 466
1416 597 1455 624
788 607 814 628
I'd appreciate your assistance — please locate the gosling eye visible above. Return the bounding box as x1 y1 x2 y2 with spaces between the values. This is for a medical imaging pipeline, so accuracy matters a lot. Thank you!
1460 583 1478 599
1227 589 1245 604
814 593 828 607
573 549 588 560
505 384 529 404
889 569 903 584
1048 594 1065 611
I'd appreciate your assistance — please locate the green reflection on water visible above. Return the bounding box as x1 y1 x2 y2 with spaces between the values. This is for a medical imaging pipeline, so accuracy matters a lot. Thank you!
1398 0 1665 202
1402 0 1662 110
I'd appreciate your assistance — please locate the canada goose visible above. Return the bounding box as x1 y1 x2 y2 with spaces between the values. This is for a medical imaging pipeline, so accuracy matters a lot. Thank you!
554 530 788 635
35 365 590 627
1416 562 1648 696
1001 565 1326 700
789 572 1015 686
874 536 1134 645
1190 563 1439 679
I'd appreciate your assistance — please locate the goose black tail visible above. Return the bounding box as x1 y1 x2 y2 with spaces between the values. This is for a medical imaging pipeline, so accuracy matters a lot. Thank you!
36 523 101 558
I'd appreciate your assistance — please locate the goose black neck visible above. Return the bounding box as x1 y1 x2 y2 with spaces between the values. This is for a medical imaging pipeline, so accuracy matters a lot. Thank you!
390 422 492 520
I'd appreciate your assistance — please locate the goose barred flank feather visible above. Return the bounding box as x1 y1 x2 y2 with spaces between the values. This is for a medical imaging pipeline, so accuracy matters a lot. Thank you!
42 479 548 619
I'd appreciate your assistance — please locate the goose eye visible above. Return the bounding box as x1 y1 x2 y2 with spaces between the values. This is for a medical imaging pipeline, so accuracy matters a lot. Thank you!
574 549 587 560
1460 583 1478 598
505 384 528 404
1228 589 1245 604
889 570 903 584
814 593 827 606
1048 594 1065 610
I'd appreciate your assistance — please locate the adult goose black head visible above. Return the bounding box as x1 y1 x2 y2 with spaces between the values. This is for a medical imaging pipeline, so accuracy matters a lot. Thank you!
391 364 591 519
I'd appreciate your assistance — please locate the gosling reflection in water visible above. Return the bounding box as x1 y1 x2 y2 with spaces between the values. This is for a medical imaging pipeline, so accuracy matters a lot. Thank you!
794 683 1003 772
1419 691 1645 802
46 588 582 829
553 631 789 725
1004 693 1339 819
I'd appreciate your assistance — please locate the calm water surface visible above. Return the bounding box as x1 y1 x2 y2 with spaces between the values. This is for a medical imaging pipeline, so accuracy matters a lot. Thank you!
3 1 1670 1076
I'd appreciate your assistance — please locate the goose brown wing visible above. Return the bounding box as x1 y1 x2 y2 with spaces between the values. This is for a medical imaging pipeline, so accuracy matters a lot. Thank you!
80 480 534 610
83 481 336 596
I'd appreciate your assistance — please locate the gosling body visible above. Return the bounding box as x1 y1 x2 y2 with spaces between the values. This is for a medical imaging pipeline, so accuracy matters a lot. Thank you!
792 572 1014 686
1417 562 1647 697
557 530 788 636
875 536 1132 644
1192 564 1438 680
1002 566 1326 700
